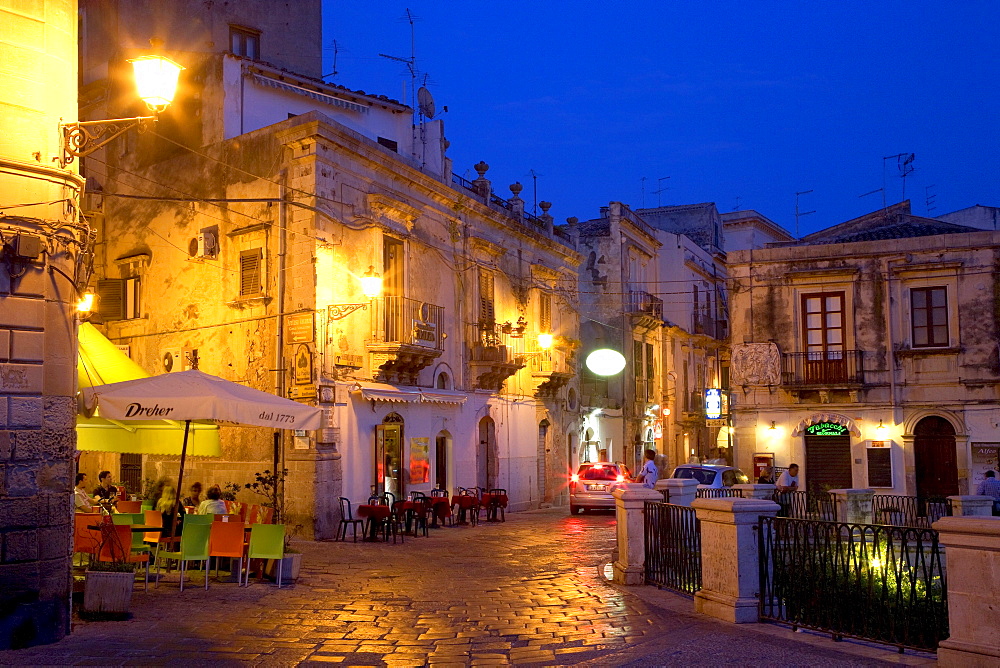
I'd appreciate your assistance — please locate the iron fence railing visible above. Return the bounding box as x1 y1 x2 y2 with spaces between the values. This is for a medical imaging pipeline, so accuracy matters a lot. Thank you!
372 296 444 349
644 501 701 596
773 490 837 521
451 172 475 191
872 495 951 528
781 350 866 386
627 290 664 319
758 516 948 651
696 488 744 499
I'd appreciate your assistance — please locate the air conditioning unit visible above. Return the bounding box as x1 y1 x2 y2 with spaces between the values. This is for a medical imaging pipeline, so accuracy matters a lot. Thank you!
196 231 217 258
162 349 182 373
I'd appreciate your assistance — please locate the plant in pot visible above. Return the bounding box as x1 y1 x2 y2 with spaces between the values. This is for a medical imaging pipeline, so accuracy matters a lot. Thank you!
246 469 302 585
82 519 142 619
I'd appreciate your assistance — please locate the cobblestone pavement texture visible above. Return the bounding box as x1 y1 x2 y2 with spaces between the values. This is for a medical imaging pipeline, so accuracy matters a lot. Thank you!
1 508 930 667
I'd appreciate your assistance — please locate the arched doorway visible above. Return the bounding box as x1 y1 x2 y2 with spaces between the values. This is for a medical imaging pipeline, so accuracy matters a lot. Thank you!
435 430 452 493
914 416 958 498
375 412 404 498
478 416 497 490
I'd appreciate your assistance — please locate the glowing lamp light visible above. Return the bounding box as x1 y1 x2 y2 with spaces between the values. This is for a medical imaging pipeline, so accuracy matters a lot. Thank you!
585 348 626 376
537 333 554 350
875 419 889 439
129 55 184 111
76 291 96 313
360 265 382 299
616 474 625 483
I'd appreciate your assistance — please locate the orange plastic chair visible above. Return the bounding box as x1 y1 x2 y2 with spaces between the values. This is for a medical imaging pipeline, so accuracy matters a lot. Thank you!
143 510 163 544
97 523 150 590
117 500 141 513
208 521 246 582
73 513 102 566
236 503 248 522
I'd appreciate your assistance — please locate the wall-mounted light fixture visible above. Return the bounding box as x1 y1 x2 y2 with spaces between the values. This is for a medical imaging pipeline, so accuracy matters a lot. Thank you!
76 290 96 314
875 419 889 438
769 421 777 430
57 49 184 167
328 266 383 320
537 332 554 350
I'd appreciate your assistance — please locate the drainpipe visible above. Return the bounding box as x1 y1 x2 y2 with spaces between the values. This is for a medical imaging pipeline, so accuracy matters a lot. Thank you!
274 169 289 518
883 256 907 427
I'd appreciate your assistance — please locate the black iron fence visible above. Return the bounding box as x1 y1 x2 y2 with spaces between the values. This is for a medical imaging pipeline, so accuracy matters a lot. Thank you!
696 488 743 499
758 516 948 651
774 490 837 521
644 501 701 596
781 350 866 386
872 495 951 528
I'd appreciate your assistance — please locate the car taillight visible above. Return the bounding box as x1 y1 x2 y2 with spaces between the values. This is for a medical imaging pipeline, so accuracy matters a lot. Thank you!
616 474 625 483
571 473 580 483
593 464 603 469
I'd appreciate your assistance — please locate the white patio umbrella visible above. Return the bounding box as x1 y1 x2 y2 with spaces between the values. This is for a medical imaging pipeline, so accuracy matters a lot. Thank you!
82 369 322 534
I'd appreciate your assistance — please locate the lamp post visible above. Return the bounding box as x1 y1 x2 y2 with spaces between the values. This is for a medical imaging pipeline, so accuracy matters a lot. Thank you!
57 53 184 167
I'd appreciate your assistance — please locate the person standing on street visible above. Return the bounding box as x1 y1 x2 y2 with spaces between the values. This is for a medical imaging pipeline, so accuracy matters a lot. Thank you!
776 464 799 493
636 449 658 489
975 470 1000 515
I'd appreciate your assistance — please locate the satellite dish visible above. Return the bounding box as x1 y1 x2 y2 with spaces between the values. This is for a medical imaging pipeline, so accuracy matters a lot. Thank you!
417 86 436 119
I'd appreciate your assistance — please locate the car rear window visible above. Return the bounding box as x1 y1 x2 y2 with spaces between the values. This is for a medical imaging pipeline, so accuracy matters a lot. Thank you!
672 467 717 485
578 466 619 481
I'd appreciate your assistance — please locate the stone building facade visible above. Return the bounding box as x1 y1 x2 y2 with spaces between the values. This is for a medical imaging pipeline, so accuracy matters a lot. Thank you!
77 0 581 535
728 201 1000 496
0 0 86 649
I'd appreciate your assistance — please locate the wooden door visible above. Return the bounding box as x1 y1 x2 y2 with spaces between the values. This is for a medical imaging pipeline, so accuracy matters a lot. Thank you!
802 292 847 383
914 416 958 498
478 417 496 490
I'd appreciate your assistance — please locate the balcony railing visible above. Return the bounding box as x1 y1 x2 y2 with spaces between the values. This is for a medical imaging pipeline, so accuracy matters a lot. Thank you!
781 350 865 386
371 296 444 349
627 290 663 319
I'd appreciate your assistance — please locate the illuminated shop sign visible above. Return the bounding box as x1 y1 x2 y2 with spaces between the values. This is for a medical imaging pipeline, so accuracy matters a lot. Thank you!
704 388 723 419
805 422 849 436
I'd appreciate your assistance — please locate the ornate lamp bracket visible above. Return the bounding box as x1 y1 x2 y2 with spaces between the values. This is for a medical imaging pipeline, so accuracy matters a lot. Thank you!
57 116 156 168
327 303 368 320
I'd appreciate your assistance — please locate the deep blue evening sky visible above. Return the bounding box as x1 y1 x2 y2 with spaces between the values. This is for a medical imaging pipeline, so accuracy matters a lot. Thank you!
323 2 998 237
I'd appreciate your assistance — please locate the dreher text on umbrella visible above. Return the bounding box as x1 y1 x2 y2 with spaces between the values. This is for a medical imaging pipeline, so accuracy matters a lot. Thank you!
124 402 174 417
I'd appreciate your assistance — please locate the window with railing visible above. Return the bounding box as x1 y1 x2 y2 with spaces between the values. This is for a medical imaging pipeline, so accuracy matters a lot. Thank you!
781 350 865 385
371 297 443 349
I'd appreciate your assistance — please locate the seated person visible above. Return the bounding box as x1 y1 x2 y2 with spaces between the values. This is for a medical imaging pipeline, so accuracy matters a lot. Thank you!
92 470 118 511
73 472 97 513
195 485 228 515
183 481 203 507
156 485 186 535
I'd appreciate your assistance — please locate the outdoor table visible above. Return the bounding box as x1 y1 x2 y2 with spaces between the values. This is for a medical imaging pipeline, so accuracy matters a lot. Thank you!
426 497 451 527
451 495 478 525
398 499 430 535
480 493 508 521
356 504 391 541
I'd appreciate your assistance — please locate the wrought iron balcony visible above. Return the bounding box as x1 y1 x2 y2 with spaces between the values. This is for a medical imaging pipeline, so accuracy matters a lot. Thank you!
781 350 866 387
627 290 663 319
524 342 576 398
468 322 525 392
366 296 444 384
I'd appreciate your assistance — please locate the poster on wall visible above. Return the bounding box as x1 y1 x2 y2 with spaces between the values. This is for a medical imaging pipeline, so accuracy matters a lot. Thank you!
409 437 430 484
971 443 1000 490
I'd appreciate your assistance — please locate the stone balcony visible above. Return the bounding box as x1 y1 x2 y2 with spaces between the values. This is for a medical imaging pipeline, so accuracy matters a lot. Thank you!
367 296 443 385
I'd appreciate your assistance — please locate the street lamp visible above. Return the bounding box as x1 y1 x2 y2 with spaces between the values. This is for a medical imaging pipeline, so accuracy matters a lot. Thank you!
537 333 554 350
57 52 184 167
328 266 383 320
585 348 626 376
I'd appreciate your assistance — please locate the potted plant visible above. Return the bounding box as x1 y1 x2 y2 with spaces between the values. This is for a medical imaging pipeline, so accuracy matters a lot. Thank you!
82 520 138 619
246 469 302 585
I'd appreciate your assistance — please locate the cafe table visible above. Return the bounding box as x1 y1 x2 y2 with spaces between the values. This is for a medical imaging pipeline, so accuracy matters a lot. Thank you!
355 504 392 541
450 495 478 525
426 496 452 527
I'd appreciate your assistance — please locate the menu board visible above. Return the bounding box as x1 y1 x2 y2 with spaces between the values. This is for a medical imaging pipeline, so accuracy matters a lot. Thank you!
971 444 1000 491
867 445 893 488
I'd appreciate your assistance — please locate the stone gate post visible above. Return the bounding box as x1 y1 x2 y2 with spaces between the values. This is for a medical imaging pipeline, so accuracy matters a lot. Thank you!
612 484 662 585
692 497 779 623
947 495 994 517
828 488 874 524
654 478 698 506
933 516 1000 667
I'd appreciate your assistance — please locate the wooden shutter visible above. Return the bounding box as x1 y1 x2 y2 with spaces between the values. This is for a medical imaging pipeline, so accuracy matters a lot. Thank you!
96 279 124 321
240 249 262 296
539 292 551 332
478 270 495 323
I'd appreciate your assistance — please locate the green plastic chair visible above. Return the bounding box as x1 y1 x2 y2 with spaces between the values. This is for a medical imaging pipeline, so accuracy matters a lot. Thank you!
140 502 154 512
182 514 213 526
245 524 285 588
112 513 144 525
155 522 211 591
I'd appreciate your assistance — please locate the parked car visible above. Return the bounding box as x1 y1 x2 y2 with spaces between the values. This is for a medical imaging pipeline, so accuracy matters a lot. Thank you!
569 462 632 514
670 464 749 488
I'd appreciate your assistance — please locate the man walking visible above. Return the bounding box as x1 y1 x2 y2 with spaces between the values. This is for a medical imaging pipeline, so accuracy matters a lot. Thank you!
636 449 658 489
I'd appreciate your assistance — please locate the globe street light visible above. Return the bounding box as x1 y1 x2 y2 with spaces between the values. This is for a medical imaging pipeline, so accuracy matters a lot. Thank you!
585 348 626 376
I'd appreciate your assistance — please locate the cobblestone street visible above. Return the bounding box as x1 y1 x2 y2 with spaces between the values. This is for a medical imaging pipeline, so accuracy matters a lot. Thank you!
1 508 927 666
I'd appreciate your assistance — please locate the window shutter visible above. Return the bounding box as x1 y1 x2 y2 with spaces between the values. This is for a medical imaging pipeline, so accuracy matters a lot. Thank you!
96 279 125 321
478 270 494 323
240 249 262 296
539 292 551 332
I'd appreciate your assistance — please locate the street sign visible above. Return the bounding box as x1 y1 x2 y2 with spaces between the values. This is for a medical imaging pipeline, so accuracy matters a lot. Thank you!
706 418 726 427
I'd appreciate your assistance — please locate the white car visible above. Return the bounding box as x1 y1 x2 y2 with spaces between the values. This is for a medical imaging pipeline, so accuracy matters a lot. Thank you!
670 464 749 489
569 462 631 514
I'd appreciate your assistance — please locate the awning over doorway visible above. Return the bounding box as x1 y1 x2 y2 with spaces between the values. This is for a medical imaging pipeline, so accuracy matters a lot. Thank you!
419 390 467 406
76 323 222 456
353 381 421 403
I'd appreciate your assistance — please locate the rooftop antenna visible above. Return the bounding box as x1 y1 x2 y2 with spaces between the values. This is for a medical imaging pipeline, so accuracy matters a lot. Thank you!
528 169 542 215
323 39 340 79
640 177 648 208
794 190 815 238
925 184 937 214
733 195 741 211
379 8 419 117
882 153 914 206
652 176 670 207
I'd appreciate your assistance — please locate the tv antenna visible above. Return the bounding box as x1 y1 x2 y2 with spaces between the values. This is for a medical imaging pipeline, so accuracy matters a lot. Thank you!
652 177 670 207
379 8 420 115
859 187 885 211
925 184 937 214
322 39 340 79
882 152 915 204
733 195 741 212
528 169 542 215
794 190 815 238
640 177 648 208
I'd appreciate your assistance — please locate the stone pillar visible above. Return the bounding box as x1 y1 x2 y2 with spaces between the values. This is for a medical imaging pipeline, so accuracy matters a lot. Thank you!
947 495 994 517
692 497 780 623
508 182 524 217
566 217 579 249
538 201 554 235
655 478 698 506
828 488 874 524
933 517 1000 667
612 483 662 585
734 483 776 500
471 161 491 202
